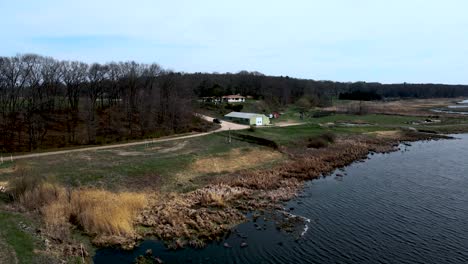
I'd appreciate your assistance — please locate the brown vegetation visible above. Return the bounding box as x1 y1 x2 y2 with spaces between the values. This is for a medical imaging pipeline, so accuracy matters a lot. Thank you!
3 129 448 260
307 132 336 149
327 98 457 116
8 174 147 251
70 190 146 236
136 130 446 250
137 185 248 248
190 148 282 175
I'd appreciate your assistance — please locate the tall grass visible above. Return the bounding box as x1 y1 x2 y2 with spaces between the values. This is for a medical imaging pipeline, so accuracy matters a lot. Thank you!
8 174 147 240
8 174 64 210
70 189 146 235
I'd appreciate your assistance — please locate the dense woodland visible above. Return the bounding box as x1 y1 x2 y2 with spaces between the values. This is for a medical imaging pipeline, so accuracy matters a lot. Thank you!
1 54 468 152
0 54 200 152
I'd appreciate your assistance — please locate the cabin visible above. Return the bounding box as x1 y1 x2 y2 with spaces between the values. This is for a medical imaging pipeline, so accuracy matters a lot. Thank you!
224 112 270 126
222 95 246 103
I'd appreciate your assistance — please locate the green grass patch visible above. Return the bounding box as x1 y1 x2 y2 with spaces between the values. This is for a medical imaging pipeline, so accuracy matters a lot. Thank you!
236 114 417 146
2 133 255 191
0 161 14 170
0 211 37 264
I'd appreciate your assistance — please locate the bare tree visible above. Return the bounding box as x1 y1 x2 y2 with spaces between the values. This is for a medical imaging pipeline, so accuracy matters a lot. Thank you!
85 63 108 143
62 61 88 143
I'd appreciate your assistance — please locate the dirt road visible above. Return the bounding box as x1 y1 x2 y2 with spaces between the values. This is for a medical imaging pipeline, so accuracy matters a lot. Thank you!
7 115 304 160
197 114 249 131
8 115 248 160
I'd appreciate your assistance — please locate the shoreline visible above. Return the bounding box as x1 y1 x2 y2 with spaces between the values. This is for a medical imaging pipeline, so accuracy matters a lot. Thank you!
0 129 458 262
110 130 451 250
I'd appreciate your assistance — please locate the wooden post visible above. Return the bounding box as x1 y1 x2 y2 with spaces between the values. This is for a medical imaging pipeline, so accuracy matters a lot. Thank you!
228 128 232 144
80 243 85 263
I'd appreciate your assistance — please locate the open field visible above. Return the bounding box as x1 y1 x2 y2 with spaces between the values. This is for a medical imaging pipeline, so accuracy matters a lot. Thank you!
239 113 468 146
0 133 282 193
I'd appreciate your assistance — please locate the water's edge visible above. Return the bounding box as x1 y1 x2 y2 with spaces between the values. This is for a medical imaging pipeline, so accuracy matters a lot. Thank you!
95 134 468 264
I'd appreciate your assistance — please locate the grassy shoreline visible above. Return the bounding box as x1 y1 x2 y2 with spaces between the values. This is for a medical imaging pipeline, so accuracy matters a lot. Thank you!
1 107 468 262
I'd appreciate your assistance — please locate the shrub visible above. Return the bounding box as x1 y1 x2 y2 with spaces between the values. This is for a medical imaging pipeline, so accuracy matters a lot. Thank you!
8 174 63 210
321 132 336 143
307 132 336 149
8 173 44 201
248 125 256 132
307 137 328 149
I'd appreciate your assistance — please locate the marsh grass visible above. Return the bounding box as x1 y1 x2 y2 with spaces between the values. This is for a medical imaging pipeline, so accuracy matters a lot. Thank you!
70 189 147 236
8 173 147 244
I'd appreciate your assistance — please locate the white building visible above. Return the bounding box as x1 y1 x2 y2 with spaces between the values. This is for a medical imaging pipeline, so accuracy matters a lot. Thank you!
222 95 246 103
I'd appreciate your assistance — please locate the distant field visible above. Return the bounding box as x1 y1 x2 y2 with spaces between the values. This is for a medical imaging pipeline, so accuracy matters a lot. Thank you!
238 112 468 146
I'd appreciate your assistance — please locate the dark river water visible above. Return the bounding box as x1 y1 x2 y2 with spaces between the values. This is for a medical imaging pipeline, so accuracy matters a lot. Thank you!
95 135 468 264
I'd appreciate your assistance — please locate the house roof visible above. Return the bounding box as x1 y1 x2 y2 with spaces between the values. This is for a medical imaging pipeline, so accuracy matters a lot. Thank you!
224 112 265 119
222 95 245 99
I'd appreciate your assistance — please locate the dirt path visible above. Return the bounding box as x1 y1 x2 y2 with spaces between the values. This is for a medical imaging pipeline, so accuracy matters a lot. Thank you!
9 115 248 161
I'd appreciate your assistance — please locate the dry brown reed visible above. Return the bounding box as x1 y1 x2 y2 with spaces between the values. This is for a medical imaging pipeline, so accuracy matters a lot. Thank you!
70 189 147 236
8 174 147 247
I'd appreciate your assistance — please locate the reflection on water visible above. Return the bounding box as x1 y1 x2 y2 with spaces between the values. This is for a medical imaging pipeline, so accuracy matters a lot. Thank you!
95 135 468 264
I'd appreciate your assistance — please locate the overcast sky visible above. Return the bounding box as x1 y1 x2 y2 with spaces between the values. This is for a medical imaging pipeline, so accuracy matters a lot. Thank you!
1 0 467 84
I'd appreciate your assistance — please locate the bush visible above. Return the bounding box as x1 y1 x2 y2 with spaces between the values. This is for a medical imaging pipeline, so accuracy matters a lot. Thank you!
307 138 328 149
321 132 336 143
307 132 336 148
8 174 63 210
8 173 44 201
248 125 256 132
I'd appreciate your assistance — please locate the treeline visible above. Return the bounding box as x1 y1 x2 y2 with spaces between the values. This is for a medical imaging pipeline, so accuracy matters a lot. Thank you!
0 54 201 152
172 72 468 105
341 81 468 99
2 53 468 152
339 90 382 101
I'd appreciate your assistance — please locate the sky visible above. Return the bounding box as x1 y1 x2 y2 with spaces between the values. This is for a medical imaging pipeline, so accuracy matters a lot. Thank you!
1 0 467 84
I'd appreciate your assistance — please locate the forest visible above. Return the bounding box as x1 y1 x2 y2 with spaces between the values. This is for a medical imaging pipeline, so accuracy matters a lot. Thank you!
1 54 468 152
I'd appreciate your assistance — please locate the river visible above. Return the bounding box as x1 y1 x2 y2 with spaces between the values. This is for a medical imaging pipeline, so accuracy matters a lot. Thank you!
95 134 468 263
